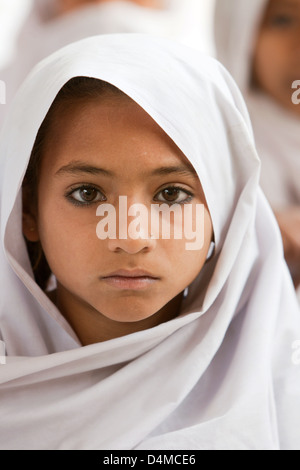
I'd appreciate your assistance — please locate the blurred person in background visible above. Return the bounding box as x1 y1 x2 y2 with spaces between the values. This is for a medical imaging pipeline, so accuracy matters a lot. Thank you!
214 0 300 298
0 0 189 123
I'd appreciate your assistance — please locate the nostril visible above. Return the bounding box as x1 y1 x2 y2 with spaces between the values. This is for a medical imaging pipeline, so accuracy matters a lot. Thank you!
107 235 157 254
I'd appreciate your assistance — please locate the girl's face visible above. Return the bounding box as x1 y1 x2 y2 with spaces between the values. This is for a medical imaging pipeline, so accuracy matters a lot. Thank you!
23 94 213 344
252 0 300 116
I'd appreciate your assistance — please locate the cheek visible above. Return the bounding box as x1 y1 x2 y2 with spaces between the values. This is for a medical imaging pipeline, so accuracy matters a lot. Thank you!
37 199 101 275
160 219 211 287
163 242 208 293
253 32 290 87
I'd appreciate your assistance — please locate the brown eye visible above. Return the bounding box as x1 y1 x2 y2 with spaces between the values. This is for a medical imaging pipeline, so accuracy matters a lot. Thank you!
154 187 193 205
268 14 295 28
67 186 106 205
79 188 98 202
162 188 181 202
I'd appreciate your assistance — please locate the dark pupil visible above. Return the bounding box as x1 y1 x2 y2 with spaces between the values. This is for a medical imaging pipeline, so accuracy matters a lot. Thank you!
163 188 179 202
80 188 97 201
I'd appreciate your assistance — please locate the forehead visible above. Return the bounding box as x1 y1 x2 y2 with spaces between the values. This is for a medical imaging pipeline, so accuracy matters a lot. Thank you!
41 93 196 176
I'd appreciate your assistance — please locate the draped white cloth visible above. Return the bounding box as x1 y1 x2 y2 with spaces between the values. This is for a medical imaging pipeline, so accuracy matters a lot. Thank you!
0 34 299 450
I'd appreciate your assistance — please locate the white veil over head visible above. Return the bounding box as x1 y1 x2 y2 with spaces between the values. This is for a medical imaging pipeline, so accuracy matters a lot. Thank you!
0 34 299 450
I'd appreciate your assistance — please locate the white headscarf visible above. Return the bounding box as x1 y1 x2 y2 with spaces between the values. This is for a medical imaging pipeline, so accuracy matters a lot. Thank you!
0 34 299 450
214 0 300 210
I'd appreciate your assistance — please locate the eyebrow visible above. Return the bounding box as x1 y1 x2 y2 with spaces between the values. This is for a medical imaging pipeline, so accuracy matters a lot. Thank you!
269 0 299 8
150 165 198 179
55 160 198 179
55 161 113 177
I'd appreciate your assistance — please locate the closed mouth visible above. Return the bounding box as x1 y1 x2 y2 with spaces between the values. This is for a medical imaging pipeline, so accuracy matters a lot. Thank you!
101 269 160 290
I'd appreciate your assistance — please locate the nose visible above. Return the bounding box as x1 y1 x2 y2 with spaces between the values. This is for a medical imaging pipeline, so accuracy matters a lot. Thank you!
107 198 157 254
108 235 156 254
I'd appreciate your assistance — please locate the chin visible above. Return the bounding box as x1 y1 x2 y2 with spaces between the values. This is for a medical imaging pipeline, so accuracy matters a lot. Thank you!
97 300 158 324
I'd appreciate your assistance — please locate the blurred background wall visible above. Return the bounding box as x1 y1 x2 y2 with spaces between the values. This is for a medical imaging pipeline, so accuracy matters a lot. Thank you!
0 0 32 68
0 0 216 69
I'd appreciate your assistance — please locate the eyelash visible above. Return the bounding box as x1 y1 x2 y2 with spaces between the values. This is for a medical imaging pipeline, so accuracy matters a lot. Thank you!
65 184 194 207
65 185 106 207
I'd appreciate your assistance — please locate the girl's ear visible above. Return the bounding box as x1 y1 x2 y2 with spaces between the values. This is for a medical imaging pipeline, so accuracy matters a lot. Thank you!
22 186 40 243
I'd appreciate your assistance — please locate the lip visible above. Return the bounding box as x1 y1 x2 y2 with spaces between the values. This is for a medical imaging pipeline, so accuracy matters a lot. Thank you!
101 269 160 290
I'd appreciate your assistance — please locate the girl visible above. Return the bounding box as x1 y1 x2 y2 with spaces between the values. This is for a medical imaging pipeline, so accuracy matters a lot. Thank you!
214 0 300 294
0 34 299 450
